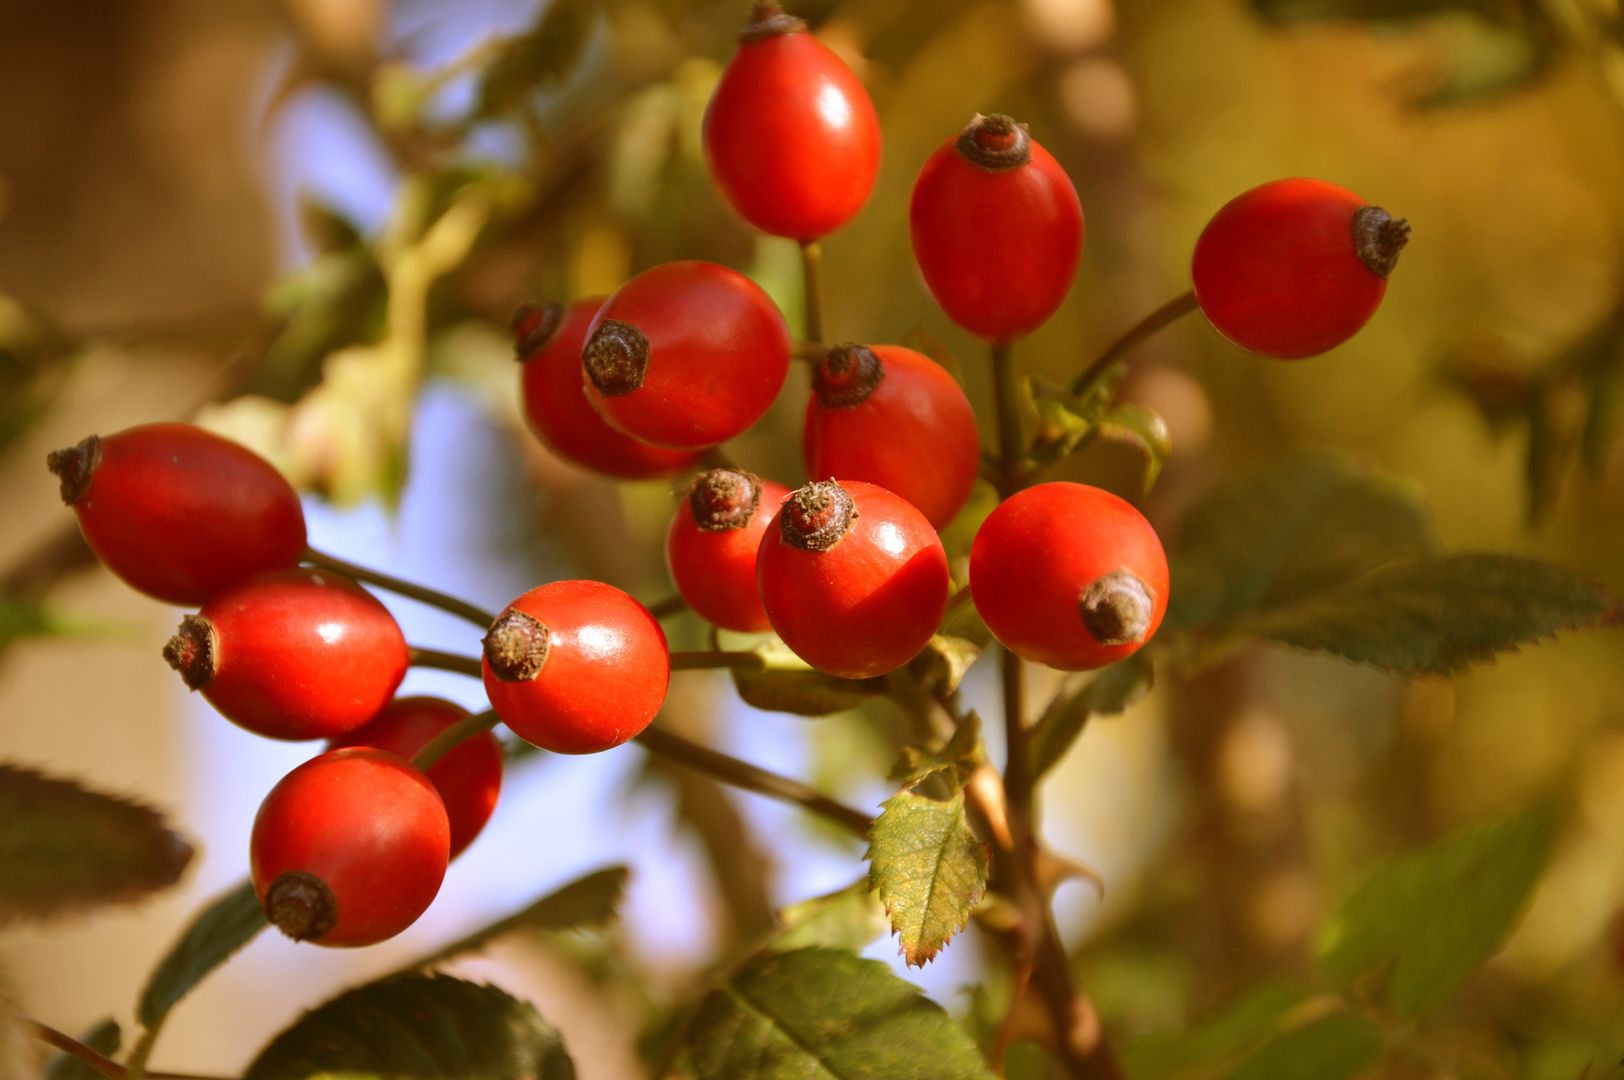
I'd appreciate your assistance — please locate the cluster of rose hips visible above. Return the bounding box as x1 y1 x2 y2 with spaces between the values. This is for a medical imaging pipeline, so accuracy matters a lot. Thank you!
44 0 1405 952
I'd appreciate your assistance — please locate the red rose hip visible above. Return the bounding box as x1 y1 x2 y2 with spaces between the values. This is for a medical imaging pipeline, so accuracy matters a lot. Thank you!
482 580 670 753
515 300 701 479
163 568 409 740
756 479 950 679
46 423 306 605
803 343 980 528
1191 177 1409 359
251 747 450 947
909 114 1084 344
328 697 503 858
703 0 881 241
665 469 789 633
970 482 1168 671
582 261 790 449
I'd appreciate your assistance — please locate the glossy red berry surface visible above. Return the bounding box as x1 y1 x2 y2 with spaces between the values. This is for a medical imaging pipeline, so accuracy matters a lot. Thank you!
1191 177 1409 359
251 747 450 947
803 344 980 529
665 469 789 633
163 568 409 740
328 697 502 858
970 482 1168 671
756 479 950 679
909 114 1084 344
46 423 306 605
582 261 790 449
482 580 670 754
516 300 701 479
703 1 881 241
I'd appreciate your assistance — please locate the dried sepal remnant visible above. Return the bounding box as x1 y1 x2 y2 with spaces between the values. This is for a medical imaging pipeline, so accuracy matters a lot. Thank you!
954 113 1031 171
263 870 338 943
483 609 551 682
46 434 101 504
688 469 763 532
163 614 218 690
780 479 858 552
582 319 651 396
1078 568 1157 646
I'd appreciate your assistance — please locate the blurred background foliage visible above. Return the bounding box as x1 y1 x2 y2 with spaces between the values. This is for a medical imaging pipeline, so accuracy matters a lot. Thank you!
2 0 1623 1076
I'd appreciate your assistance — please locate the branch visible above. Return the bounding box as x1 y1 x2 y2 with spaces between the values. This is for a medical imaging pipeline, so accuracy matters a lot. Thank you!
636 725 871 838
304 547 497 628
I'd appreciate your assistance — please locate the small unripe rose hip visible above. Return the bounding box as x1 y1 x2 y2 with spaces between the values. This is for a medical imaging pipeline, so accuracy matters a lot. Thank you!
251 747 450 947
515 300 701 479
582 261 791 449
665 469 790 633
803 344 980 528
482 580 670 753
970 482 1168 671
163 568 408 740
46 423 306 605
756 479 950 679
703 0 882 241
909 114 1084 344
1191 177 1410 359
328 697 502 858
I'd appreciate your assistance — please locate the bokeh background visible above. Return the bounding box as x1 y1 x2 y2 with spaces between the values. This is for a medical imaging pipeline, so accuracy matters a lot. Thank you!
2 0 1623 1076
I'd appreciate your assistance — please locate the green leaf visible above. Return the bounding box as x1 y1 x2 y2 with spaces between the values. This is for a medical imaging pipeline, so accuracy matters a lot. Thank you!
685 948 993 1080
46 1018 120 1080
1228 1011 1385 1080
137 880 266 1028
770 880 890 955
1241 554 1620 675
890 710 983 786
0 764 193 926
1121 983 1308 1079
1029 653 1154 781
402 866 629 972
244 974 575 1080
725 633 887 717
1098 402 1172 495
906 634 985 696
1252 0 1507 24
476 0 598 117
1404 14 1554 110
0 597 122 651
1318 799 1561 1018
1168 452 1436 635
867 787 989 966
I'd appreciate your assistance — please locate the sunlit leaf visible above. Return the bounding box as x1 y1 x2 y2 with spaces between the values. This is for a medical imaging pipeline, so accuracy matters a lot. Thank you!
1319 799 1560 1017
685 948 993 1079
477 0 599 117
1029 653 1154 780
868 787 988 966
1168 452 1436 635
1098 402 1171 495
0 764 192 926
1228 1011 1385 1080
1121 983 1309 1079
724 632 887 716
1241 554 1620 675
402 866 629 973
770 879 890 955
137 881 265 1028
45 1018 120 1080
890 710 983 787
244 974 574 1080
